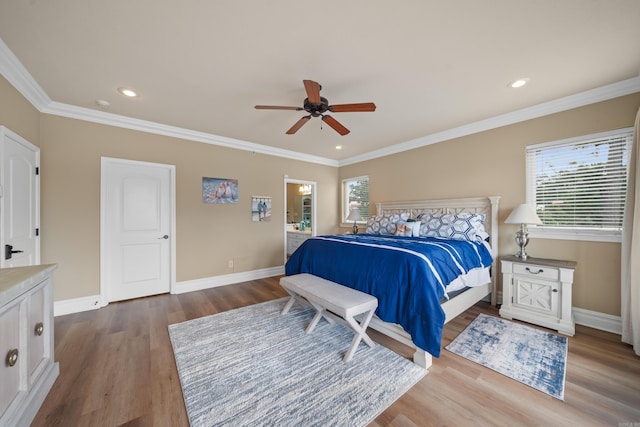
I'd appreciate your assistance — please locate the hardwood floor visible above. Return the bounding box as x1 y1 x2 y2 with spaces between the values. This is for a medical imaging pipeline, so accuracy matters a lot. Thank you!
33 277 640 427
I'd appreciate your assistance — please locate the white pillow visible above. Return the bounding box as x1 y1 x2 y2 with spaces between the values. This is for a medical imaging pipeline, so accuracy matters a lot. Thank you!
394 220 421 237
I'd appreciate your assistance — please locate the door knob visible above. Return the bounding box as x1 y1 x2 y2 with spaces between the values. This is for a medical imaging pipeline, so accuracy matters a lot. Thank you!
158 235 169 240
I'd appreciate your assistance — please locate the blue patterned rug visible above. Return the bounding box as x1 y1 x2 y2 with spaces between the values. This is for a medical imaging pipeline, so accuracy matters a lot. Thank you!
445 313 568 400
168 298 426 427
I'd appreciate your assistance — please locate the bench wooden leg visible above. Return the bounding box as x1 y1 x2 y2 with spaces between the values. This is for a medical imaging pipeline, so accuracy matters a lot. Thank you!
343 308 376 362
305 309 323 333
281 295 296 314
305 300 336 333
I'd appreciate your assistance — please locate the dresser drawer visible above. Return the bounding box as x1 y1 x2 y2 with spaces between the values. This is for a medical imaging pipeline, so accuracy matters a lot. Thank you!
512 263 559 281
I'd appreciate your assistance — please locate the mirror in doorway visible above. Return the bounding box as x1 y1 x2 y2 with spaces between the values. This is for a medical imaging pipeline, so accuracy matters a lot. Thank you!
286 183 312 232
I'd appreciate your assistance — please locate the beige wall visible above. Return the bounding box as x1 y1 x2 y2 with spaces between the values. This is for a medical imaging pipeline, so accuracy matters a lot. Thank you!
340 93 640 317
37 115 339 300
0 76 40 143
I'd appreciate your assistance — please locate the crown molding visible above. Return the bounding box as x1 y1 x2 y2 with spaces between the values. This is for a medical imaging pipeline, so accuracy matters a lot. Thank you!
2 37 638 169
41 102 339 167
338 76 640 166
0 38 51 108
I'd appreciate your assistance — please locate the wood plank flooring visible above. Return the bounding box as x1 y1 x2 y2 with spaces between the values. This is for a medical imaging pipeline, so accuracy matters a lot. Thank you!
33 277 640 426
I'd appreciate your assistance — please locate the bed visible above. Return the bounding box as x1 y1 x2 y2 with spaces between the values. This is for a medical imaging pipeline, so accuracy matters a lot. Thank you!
285 196 500 370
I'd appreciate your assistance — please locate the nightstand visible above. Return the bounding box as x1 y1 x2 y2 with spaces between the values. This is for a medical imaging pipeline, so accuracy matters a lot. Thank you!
499 255 576 336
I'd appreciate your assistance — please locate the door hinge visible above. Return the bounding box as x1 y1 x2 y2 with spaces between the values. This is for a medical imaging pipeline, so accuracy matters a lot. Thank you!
35 167 39 175
36 228 40 236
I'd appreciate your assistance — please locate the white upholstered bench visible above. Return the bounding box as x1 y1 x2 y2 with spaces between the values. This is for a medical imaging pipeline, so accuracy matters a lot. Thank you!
280 273 378 362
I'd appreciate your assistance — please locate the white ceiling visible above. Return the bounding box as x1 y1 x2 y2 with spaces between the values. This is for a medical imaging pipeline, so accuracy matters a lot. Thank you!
1 1 639 166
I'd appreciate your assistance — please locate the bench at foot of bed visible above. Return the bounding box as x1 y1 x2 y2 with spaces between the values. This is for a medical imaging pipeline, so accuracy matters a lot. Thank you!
280 273 378 362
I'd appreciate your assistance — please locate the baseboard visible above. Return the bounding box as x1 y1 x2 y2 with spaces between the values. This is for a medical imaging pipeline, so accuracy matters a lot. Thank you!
54 295 104 317
573 307 622 335
53 267 285 316
173 266 285 294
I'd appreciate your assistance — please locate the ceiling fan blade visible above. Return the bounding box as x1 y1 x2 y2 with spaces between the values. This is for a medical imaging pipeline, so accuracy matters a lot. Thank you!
286 115 311 134
303 80 321 104
322 115 350 136
255 105 302 110
329 102 376 113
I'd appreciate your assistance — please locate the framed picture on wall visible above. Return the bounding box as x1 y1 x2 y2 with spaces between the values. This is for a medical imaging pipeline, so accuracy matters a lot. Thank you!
252 196 272 221
202 177 238 204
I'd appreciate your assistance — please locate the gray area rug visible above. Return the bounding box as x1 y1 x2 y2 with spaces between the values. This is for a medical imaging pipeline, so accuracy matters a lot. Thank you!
445 313 568 400
168 298 426 427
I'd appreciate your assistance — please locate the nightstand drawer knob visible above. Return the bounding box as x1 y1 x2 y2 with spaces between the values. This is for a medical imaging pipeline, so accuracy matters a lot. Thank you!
525 267 544 274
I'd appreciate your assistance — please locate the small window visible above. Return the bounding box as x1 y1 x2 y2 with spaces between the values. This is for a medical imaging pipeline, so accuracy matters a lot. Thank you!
342 176 369 224
526 128 633 242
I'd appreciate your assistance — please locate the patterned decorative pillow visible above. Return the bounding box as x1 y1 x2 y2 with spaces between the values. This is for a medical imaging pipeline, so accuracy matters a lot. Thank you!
366 213 409 235
418 212 487 241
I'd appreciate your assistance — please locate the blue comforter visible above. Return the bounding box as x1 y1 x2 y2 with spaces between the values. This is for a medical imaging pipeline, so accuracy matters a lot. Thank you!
285 234 493 357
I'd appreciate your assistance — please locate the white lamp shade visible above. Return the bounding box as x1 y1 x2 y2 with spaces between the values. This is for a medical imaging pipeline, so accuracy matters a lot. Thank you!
346 207 361 221
505 204 542 225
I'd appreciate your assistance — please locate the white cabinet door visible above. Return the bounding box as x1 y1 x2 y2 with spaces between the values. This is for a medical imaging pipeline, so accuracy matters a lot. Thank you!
28 284 47 383
512 276 559 318
0 303 22 418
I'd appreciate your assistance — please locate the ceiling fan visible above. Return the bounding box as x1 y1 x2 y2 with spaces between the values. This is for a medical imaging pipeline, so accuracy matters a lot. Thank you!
255 80 376 136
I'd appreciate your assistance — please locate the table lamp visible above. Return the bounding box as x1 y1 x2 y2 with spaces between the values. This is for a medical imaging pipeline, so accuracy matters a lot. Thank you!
504 203 542 260
346 207 361 234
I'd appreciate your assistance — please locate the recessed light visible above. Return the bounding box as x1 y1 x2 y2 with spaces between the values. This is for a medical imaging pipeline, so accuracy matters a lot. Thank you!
509 78 529 89
118 87 138 97
335 145 342 150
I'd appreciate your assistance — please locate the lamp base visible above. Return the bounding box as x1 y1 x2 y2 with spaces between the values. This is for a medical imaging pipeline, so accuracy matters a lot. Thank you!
514 226 530 260
352 222 359 234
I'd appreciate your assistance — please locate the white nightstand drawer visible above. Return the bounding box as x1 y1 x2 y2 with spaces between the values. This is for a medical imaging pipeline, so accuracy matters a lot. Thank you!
513 263 559 281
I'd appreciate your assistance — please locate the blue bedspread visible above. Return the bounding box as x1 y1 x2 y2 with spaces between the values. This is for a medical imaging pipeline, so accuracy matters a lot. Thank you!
285 234 493 357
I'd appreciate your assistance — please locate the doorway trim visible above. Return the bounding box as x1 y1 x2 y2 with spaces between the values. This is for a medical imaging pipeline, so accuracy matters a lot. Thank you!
284 177 316 263
99 157 177 306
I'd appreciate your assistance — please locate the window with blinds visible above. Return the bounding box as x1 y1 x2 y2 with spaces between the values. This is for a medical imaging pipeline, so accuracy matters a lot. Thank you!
526 128 633 240
342 176 369 223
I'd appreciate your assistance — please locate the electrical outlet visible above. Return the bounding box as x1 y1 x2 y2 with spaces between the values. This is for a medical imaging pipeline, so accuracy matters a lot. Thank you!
228 259 234 269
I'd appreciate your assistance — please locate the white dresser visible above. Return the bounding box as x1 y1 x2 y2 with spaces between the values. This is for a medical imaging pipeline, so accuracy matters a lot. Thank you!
500 256 576 336
0 264 59 426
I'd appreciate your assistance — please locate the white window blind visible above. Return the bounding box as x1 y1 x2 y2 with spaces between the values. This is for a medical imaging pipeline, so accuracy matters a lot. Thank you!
526 128 633 233
342 176 369 223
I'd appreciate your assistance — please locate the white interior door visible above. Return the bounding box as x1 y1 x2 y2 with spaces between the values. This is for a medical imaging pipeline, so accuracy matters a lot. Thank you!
101 157 175 302
0 127 39 268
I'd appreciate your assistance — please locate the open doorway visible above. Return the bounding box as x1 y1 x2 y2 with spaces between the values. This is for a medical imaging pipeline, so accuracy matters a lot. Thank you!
283 178 316 262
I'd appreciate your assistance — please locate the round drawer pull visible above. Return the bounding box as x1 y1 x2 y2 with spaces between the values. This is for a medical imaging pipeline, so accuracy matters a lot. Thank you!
525 267 544 274
6 348 18 367
35 322 44 336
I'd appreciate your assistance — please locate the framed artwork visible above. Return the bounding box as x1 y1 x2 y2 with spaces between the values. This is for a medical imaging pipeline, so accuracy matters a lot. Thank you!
202 177 238 204
252 196 272 222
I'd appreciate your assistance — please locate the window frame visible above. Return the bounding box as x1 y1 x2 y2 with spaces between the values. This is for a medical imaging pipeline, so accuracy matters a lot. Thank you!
526 127 634 243
340 175 369 227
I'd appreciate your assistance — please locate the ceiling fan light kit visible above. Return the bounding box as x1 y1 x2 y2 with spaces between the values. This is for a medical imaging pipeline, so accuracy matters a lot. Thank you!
255 80 376 136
